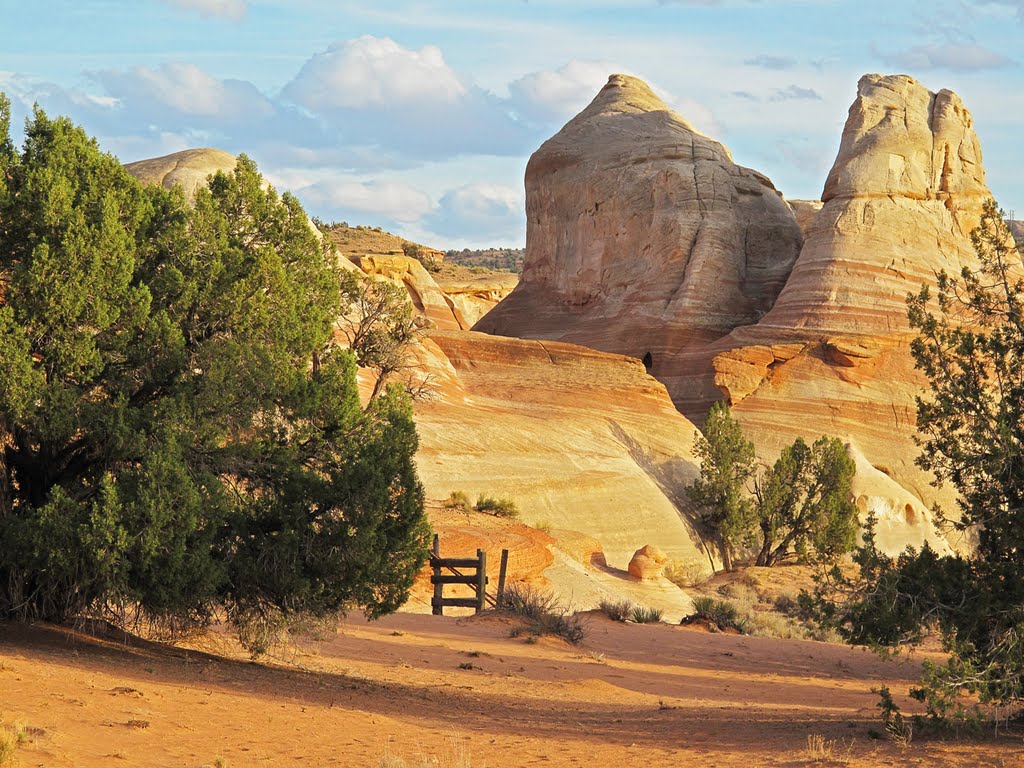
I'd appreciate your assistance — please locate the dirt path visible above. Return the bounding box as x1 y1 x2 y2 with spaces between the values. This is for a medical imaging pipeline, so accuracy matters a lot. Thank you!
1 613 1020 767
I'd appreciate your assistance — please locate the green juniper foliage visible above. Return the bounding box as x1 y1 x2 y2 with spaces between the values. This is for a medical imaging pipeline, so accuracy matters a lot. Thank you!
687 403 857 570
805 200 1024 724
0 97 430 644
686 402 758 571
753 436 857 566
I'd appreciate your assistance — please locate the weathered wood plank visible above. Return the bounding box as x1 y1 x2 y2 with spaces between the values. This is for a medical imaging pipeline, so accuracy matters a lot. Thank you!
430 574 479 585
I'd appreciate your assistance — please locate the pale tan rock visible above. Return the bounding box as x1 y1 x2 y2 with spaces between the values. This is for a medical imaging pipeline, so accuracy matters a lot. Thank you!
354 254 469 331
665 75 997 529
787 200 824 237
476 74 804 362
124 148 238 201
628 544 669 580
435 272 518 326
411 330 712 571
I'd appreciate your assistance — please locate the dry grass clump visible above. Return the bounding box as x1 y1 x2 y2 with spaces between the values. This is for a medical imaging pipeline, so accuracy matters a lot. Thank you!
378 731 475 768
443 491 472 512
598 599 633 622
498 583 587 645
0 730 15 767
629 605 664 624
474 496 519 519
803 734 852 763
664 559 712 589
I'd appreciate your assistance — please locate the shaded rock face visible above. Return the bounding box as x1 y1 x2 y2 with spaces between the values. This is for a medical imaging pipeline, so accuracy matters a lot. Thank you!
475 74 804 361
124 148 239 201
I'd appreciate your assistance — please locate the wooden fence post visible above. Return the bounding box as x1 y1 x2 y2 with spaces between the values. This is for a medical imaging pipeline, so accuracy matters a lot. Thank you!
476 549 487 614
431 534 443 616
496 549 509 606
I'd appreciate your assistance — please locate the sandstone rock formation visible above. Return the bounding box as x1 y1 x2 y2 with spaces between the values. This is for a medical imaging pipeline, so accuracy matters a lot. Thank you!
408 330 709 570
628 544 669 580
353 254 469 331
124 148 238 200
435 272 518 326
475 74 804 363
663 74 996 523
479 72 995 540
787 200 823 238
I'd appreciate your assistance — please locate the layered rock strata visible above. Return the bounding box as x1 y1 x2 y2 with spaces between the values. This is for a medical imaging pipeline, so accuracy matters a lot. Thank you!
475 74 804 364
664 74 995 521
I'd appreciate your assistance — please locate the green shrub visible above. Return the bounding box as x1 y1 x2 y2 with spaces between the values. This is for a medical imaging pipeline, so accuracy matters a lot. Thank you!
443 491 472 512
474 496 519 518
598 599 633 622
629 606 664 624
685 597 747 633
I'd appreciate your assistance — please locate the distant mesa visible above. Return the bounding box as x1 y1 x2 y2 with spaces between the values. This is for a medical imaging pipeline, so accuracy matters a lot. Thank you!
124 148 239 201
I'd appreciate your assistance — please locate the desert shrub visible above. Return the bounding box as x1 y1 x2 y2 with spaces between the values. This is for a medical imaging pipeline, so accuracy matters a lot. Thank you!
599 599 633 622
443 491 472 513
630 606 664 624
664 559 711 588
773 593 800 615
686 597 747 633
497 583 587 645
534 520 553 534
474 496 519 518
496 583 558 620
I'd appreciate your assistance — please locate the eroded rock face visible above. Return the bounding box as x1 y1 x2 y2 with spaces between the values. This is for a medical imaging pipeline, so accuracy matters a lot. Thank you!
665 74 997 525
435 272 519 326
124 148 239 200
354 254 468 331
475 74 804 361
410 330 710 570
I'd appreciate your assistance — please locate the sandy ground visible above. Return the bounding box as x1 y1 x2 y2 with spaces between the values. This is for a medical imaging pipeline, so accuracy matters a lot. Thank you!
1 613 1022 768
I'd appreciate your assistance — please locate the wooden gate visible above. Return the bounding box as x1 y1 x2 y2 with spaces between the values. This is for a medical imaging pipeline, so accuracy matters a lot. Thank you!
430 534 509 616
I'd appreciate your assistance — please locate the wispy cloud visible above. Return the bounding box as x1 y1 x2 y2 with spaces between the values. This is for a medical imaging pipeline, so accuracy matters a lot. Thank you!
161 0 246 21
744 54 797 70
875 41 1013 71
770 85 822 101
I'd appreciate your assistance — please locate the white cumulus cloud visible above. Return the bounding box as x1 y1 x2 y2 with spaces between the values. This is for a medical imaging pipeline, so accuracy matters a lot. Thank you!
424 183 525 242
508 59 614 123
97 63 273 119
283 36 467 111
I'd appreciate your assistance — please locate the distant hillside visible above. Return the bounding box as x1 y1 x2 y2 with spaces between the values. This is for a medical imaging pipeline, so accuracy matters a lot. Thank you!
446 248 524 274
317 221 441 259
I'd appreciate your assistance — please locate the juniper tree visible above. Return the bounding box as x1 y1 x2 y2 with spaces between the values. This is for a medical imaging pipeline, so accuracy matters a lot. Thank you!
807 200 1024 723
0 99 429 644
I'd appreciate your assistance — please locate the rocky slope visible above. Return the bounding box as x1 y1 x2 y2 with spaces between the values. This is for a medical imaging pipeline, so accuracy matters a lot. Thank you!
475 74 804 361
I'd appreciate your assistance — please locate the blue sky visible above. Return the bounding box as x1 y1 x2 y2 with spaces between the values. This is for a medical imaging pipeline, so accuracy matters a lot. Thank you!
3 0 1022 248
